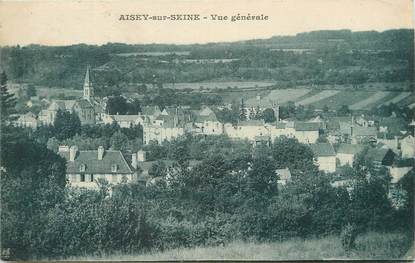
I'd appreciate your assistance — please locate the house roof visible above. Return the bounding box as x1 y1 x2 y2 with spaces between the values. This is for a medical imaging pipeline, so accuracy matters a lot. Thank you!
393 158 414 168
195 114 218 123
59 150 132 174
75 99 94 109
336 144 364 155
199 106 214 116
366 148 394 163
309 143 336 157
294 122 320 131
353 126 377 137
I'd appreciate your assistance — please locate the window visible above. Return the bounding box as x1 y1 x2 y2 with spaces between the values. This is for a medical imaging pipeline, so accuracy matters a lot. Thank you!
79 164 86 172
80 174 85 182
90 174 94 182
111 164 118 173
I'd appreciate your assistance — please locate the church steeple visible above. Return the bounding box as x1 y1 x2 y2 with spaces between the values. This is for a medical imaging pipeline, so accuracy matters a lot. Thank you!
83 65 93 101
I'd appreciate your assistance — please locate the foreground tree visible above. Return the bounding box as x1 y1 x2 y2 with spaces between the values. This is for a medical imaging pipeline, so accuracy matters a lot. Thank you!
0 71 17 124
53 109 81 140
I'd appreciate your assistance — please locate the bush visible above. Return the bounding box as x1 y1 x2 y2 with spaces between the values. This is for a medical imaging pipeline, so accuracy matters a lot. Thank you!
341 223 358 252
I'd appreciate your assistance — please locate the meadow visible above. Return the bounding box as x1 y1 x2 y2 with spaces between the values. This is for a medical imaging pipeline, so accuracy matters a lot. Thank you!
224 88 413 110
70 231 413 261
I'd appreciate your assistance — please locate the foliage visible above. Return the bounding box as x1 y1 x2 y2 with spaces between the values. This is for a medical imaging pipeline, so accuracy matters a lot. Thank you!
53 109 81 140
341 223 358 251
0 71 17 124
261 108 276 123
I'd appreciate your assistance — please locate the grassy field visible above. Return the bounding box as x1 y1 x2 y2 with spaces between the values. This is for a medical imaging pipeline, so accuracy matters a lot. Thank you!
223 88 413 111
70 231 413 261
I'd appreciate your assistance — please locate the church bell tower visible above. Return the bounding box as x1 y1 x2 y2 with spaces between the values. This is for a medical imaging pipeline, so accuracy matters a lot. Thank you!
83 65 93 101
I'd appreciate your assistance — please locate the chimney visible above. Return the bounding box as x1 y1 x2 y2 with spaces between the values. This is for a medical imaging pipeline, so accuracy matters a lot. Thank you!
131 153 138 169
69 145 78 162
137 150 146 162
97 146 104 160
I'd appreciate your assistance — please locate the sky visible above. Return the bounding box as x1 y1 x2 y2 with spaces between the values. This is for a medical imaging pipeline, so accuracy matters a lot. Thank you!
0 0 413 46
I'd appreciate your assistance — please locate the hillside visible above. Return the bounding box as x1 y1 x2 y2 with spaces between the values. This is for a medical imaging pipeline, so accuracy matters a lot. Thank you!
0 29 413 94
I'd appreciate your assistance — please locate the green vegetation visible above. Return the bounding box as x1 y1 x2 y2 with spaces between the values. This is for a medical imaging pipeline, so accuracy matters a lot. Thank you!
69 232 413 261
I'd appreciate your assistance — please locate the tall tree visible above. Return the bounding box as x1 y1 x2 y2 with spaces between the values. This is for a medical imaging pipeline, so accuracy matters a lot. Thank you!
0 71 17 124
261 108 276 123
53 109 81 140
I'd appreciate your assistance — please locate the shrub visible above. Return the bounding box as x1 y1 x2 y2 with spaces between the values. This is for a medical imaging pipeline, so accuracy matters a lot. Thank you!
340 223 358 252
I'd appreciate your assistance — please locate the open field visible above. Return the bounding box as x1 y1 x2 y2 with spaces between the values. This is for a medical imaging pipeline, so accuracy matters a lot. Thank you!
349 91 391 110
245 88 311 107
295 90 340 106
69 231 413 261
163 81 276 90
222 88 413 110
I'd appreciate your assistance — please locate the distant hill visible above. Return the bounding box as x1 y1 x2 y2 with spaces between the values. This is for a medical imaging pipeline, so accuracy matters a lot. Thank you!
0 29 413 92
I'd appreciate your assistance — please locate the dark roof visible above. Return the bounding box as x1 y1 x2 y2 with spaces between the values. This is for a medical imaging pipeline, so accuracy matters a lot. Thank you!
309 143 336 157
294 122 320 131
367 148 395 163
59 150 132 174
393 158 414 168
336 144 364 155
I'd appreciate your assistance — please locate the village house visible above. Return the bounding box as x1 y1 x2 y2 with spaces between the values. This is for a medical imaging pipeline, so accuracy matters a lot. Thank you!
309 143 337 173
224 120 268 141
389 158 414 184
336 143 364 167
267 122 296 142
13 112 39 129
366 147 396 171
139 106 162 123
351 126 377 144
143 118 185 144
58 145 137 189
400 135 414 158
294 122 320 144
191 106 223 135
102 114 147 128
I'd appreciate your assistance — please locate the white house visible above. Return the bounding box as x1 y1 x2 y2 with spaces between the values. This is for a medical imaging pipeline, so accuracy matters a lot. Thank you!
58 145 137 189
143 124 185 144
336 143 364 167
294 122 320 144
400 135 414 158
309 143 336 173
102 114 146 128
14 112 39 129
193 113 223 135
224 120 268 141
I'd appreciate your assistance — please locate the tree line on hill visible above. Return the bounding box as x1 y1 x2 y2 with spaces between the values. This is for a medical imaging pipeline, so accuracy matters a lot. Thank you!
0 29 412 94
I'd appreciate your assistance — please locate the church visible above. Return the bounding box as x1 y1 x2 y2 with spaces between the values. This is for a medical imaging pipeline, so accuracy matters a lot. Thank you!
38 66 101 125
